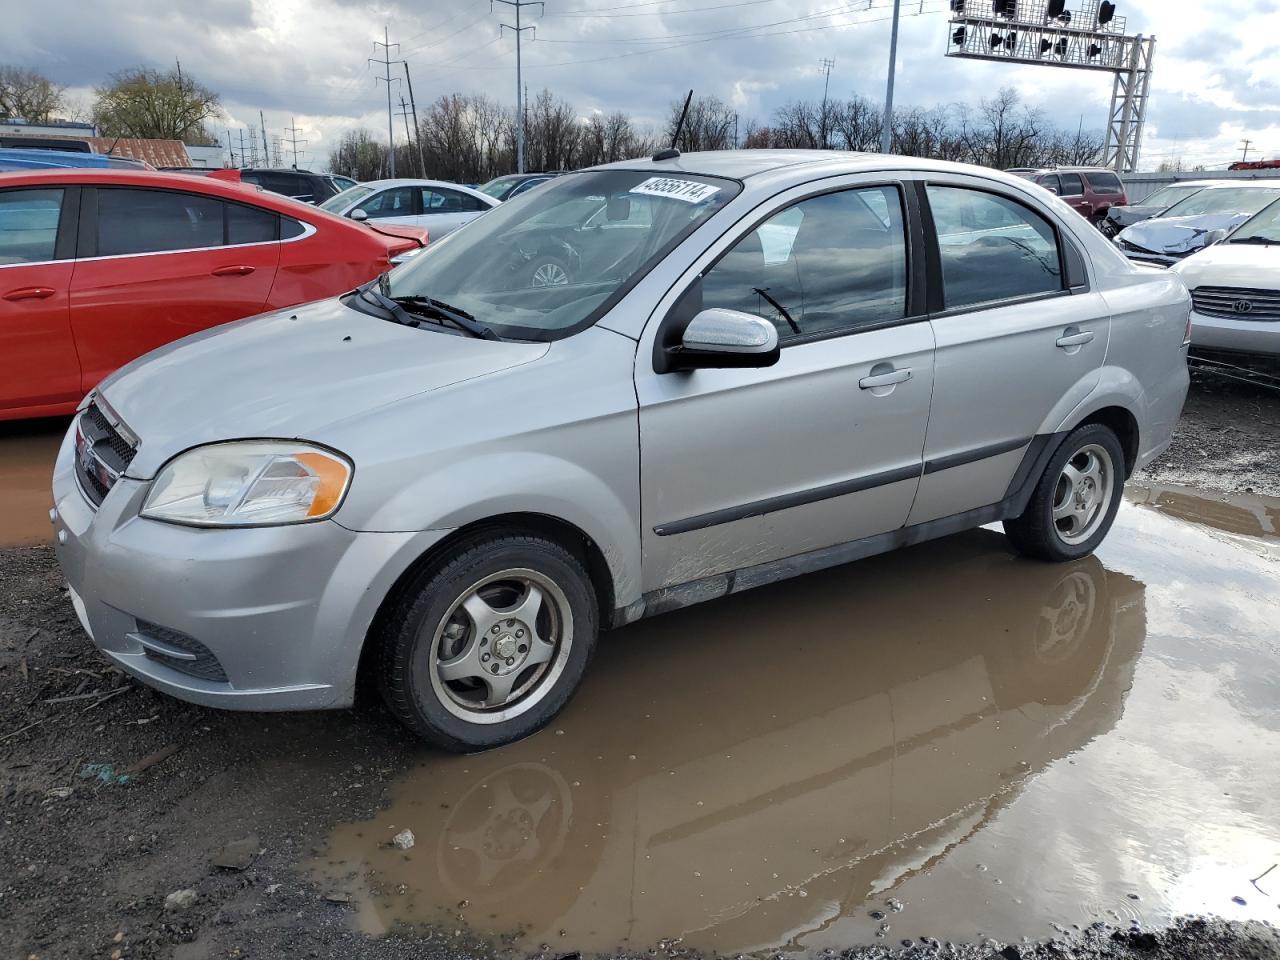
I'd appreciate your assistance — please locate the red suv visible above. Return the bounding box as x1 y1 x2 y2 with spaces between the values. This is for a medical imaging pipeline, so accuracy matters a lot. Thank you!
0 169 427 420
1009 167 1128 223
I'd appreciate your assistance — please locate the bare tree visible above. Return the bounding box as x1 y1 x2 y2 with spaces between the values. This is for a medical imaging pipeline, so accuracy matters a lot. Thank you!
665 94 737 151
0 66 65 121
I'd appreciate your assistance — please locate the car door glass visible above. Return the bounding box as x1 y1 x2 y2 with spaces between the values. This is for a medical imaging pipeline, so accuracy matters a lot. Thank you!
1060 173 1085 197
701 185 908 340
1085 171 1123 196
226 203 278 244
926 185 1063 310
96 188 223 256
1038 175 1062 195
0 188 62 264
363 187 417 215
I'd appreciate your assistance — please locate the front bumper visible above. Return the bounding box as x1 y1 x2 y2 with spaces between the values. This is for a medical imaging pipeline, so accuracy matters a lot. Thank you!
1190 309 1280 357
51 425 449 711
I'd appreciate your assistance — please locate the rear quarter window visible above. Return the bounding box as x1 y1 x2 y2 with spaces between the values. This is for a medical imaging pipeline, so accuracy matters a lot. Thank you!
1086 172 1124 195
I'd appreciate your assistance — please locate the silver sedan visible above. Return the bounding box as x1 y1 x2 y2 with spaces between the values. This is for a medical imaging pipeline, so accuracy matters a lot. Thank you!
53 150 1191 751
318 177 499 240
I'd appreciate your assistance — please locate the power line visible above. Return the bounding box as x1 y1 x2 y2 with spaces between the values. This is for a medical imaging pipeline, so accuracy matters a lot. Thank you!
370 26 402 177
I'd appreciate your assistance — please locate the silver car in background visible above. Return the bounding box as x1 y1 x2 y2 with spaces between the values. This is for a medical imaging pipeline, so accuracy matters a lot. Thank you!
52 151 1191 751
1114 181 1280 265
318 178 499 240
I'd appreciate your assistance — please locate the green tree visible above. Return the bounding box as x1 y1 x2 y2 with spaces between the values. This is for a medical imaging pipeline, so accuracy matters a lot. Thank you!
93 66 221 142
0 66 66 121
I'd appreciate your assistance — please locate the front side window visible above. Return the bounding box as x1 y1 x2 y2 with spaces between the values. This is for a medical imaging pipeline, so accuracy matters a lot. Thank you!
363 187 417 215
386 170 738 341
1060 173 1085 196
1037 174 1062 195
701 185 908 340
0 188 62 265
927 185 1062 310
96 188 222 256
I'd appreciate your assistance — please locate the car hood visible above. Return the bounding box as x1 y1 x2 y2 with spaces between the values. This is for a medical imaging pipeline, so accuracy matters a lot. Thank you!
98 298 548 479
1116 213 1249 254
1170 240 1280 287
1106 204 1163 227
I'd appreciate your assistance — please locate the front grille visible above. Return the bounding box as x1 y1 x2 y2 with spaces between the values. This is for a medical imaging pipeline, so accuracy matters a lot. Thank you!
1191 286 1280 322
75 401 138 507
136 620 229 683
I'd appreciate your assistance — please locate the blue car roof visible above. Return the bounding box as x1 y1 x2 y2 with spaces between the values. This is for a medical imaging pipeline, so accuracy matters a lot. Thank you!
0 148 136 171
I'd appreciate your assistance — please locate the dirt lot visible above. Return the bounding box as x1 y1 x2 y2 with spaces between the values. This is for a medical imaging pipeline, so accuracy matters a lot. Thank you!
2 371 1278 960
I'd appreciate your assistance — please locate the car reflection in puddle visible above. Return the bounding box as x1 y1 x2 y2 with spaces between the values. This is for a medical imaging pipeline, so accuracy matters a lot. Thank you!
313 527 1153 954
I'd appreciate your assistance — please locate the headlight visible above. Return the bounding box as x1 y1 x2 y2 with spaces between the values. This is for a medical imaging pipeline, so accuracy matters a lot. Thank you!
141 441 352 527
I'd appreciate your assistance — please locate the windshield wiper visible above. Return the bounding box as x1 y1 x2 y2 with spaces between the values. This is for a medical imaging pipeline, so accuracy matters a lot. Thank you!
1230 235 1279 245
392 294 500 340
359 282 424 329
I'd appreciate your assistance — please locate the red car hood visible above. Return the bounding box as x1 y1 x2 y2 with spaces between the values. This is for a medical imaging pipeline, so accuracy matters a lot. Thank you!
366 222 430 249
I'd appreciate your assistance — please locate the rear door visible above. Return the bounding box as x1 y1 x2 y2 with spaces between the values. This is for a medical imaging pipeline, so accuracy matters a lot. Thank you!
0 185 81 414
419 187 491 238
1058 172 1093 218
908 179 1109 525
69 186 279 391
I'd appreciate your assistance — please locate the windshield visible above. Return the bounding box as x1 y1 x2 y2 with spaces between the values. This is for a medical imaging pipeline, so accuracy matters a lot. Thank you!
320 184 374 213
1161 187 1280 219
385 169 739 340
1139 183 1206 210
478 176 523 201
1229 199 1280 244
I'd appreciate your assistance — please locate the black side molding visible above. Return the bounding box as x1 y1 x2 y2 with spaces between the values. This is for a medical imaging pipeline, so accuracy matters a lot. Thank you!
923 436 1032 475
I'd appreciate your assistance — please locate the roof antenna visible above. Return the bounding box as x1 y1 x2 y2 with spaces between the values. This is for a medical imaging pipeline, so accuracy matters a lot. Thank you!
653 89 692 162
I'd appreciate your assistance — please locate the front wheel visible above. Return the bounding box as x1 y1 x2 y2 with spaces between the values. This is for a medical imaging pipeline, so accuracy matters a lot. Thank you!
377 534 599 751
1004 424 1125 562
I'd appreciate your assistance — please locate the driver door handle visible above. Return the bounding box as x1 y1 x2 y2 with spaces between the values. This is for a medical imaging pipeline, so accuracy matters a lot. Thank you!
211 264 256 277
1056 330 1095 348
859 368 912 390
4 286 56 301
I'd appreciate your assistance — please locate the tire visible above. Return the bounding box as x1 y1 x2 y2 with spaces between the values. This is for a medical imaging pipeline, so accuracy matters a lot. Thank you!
526 256 571 288
1003 424 1126 563
377 534 599 751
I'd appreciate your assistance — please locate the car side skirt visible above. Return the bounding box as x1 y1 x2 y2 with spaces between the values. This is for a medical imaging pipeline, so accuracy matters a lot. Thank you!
613 432 1066 626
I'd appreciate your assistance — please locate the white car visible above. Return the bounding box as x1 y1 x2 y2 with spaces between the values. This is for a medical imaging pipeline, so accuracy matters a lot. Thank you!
1172 197 1280 356
318 178 499 240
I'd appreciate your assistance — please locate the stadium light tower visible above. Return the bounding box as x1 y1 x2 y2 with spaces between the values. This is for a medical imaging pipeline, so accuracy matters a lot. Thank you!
945 0 1155 172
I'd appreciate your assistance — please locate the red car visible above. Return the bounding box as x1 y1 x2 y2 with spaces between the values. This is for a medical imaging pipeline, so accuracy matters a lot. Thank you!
1009 166 1129 223
0 169 428 420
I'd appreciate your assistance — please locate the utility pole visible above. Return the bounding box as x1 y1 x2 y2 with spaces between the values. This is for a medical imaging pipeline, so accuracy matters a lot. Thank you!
397 96 417 177
403 61 427 178
494 0 543 174
880 0 901 155
283 118 307 169
238 129 248 167
259 110 270 167
370 27 401 178
1240 139 1254 163
225 127 233 167
818 57 835 150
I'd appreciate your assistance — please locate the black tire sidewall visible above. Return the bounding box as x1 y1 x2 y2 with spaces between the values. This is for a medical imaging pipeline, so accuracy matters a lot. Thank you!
1031 425 1126 561
382 537 598 751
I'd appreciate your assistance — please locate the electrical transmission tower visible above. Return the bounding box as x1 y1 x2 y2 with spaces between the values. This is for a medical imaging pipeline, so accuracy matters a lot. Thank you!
818 57 835 149
493 0 544 174
283 119 308 169
370 26 401 178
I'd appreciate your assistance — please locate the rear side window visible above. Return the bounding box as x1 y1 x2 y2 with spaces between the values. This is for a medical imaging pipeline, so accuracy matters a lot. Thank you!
428 188 487 213
281 217 306 240
701 185 908 340
227 203 278 244
1060 173 1085 196
96 188 222 256
926 185 1063 310
1086 171 1124 195
0 188 62 264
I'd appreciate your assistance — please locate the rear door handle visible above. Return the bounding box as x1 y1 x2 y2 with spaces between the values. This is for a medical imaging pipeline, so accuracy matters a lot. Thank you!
858 368 912 390
211 265 256 277
4 286 56 301
1056 330 1095 348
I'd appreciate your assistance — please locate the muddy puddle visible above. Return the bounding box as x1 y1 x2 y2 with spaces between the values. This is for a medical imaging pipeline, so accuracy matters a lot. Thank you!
0 419 65 547
312 486 1280 955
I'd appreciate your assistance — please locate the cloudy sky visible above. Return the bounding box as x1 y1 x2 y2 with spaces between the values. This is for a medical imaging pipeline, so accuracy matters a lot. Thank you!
3 0 1279 171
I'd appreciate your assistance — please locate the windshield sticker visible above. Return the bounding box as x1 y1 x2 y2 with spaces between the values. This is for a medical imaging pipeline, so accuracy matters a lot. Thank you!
629 177 721 204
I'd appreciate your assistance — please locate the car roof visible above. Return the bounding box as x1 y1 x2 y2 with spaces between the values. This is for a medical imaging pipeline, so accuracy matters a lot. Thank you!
0 167 334 211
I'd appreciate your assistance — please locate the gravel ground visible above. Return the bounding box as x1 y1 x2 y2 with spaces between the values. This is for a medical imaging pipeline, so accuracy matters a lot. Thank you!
2 371 1277 960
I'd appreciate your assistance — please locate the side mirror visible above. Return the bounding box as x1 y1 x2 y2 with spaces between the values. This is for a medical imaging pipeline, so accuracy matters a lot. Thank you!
665 308 780 371
350 208 369 222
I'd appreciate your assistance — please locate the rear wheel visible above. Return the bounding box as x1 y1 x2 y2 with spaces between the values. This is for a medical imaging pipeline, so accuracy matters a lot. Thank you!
1004 424 1125 562
527 256 570 288
377 534 598 751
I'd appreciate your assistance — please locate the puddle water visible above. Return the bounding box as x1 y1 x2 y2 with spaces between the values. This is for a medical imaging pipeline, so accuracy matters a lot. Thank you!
313 488 1280 955
0 420 66 547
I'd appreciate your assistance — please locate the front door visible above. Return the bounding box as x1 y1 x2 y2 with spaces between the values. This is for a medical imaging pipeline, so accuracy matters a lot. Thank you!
636 182 935 592
908 180 1110 525
69 186 279 391
0 185 81 414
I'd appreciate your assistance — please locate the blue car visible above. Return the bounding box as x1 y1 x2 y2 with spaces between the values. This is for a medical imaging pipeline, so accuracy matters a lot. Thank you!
0 147 148 172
